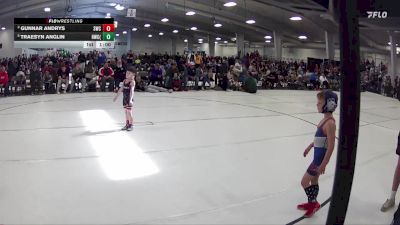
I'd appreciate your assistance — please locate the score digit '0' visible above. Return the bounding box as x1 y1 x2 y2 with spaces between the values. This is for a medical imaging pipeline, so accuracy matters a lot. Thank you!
102 24 115 32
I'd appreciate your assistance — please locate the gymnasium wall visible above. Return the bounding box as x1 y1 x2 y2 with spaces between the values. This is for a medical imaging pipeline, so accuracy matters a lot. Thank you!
0 29 22 58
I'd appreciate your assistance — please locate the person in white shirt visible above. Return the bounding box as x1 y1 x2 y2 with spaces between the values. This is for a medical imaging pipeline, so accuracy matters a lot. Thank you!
15 67 26 87
319 73 329 89
232 60 243 82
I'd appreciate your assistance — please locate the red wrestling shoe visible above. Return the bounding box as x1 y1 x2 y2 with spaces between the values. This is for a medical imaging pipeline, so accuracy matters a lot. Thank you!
297 202 312 210
304 202 320 218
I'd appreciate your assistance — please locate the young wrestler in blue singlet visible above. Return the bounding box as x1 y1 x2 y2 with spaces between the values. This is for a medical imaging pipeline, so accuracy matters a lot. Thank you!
298 90 338 217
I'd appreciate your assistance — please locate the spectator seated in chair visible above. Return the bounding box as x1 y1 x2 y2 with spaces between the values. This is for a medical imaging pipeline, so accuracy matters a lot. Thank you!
182 62 196 91
57 64 71 94
99 62 115 92
29 65 43 95
71 62 86 93
266 71 278 89
287 73 299 90
149 63 163 86
319 73 330 89
134 74 146 92
165 62 179 90
84 60 97 92
15 66 27 93
309 71 320 90
43 70 54 94
248 62 259 80
172 73 181 91
198 64 211 90
232 60 243 83
137 67 149 85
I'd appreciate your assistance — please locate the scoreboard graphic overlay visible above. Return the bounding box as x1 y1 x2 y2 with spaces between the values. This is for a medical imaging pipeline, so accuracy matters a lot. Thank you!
14 18 115 49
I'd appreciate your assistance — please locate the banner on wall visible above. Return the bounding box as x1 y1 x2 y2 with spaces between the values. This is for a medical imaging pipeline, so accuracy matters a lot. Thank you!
127 9 136 17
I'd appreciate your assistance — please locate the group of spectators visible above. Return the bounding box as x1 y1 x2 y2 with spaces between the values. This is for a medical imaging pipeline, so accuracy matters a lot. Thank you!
0 51 129 95
0 50 399 100
361 59 400 100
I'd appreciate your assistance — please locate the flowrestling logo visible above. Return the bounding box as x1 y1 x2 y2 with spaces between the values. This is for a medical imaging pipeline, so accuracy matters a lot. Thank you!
367 11 388 18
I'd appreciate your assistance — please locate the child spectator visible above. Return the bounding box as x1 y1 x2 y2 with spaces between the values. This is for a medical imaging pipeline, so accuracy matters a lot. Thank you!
0 64 9 96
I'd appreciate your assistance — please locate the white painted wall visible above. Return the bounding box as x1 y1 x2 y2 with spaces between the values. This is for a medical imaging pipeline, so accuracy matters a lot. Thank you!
362 52 390 65
263 47 275 57
217 42 269 57
128 33 185 55
245 46 261 55
113 34 129 57
282 48 341 61
0 29 22 57
187 43 237 57
199 43 209 55
215 44 236 57
22 48 38 57
242 46 340 61
244 46 274 57
388 55 400 76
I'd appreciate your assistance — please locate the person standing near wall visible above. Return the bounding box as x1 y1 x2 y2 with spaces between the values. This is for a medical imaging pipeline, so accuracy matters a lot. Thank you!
30 64 43 95
114 60 126 92
381 131 400 212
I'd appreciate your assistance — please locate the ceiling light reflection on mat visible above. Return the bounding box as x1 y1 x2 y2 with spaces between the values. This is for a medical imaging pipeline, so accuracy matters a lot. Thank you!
79 110 159 181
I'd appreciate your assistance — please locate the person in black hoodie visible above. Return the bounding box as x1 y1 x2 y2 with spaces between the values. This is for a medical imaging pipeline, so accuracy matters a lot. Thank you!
29 64 42 95
396 76 400 101
7 60 17 85
72 62 85 93
114 59 126 92
78 51 86 64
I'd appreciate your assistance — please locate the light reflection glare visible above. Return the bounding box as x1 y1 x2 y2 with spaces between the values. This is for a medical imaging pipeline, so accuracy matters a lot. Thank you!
79 110 159 181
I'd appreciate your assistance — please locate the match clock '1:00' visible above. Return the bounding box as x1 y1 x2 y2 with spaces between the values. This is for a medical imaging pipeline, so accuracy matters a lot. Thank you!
96 41 115 49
